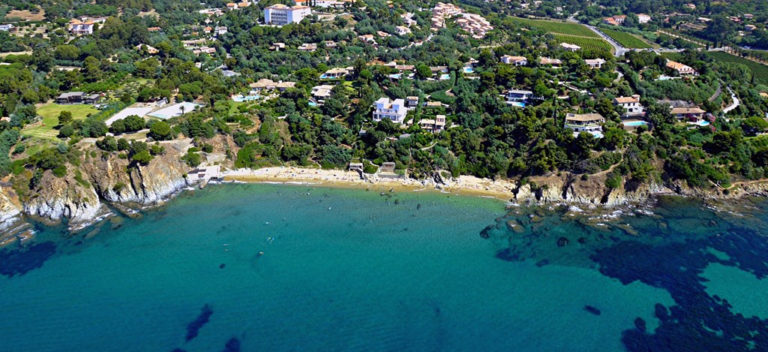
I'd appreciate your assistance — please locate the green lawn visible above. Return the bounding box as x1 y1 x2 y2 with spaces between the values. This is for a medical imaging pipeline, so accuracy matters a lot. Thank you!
601 28 652 49
708 51 768 85
22 103 99 140
510 17 600 38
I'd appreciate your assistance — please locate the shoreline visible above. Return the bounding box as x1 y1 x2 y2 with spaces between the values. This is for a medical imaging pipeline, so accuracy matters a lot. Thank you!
220 167 519 201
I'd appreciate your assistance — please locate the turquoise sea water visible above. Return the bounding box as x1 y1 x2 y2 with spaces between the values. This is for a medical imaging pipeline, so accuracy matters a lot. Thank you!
1 184 767 351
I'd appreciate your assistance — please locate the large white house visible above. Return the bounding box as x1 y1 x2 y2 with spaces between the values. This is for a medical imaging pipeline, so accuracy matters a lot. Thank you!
372 98 407 124
565 113 605 138
264 4 312 26
614 95 645 118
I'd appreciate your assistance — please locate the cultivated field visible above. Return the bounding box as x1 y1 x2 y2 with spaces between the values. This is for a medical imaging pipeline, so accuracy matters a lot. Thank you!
22 103 99 140
553 34 614 53
601 28 652 49
709 51 768 85
511 17 599 38
512 17 613 53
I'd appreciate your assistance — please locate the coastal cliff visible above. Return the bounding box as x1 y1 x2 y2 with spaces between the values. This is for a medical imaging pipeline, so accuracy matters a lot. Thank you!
1 141 192 233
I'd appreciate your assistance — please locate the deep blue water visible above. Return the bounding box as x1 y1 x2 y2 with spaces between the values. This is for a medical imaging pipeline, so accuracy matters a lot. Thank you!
0 184 767 351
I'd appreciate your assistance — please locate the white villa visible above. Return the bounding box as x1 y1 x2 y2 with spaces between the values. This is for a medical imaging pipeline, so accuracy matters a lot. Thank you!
565 113 605 138
585 58 606 69
614 95 645 118
501 55 528 66
419 115 447 133
373 98 407 124
264 4 312 25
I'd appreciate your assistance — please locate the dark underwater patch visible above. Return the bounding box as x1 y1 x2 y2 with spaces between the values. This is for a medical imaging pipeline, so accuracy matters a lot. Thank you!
222 337 240 352
480 203 768 351
185 304 213 342
584 305 601 316
0 241 56 278
591 229 768 351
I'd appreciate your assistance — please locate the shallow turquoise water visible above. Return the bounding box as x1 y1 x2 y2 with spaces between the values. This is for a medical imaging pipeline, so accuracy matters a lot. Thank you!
1 184 767 351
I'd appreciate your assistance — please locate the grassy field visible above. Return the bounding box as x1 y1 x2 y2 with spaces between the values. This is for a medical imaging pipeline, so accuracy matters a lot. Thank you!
601 28 652 49
552 34 614 53
511 17 600 38
22 103 99 140
709 51 768 85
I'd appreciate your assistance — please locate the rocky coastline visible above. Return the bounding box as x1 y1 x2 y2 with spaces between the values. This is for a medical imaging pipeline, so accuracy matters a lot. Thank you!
3 147 768 245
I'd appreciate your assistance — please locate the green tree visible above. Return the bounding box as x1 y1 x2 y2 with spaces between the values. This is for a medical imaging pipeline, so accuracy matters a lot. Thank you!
58 111 73 125
149 121 172 140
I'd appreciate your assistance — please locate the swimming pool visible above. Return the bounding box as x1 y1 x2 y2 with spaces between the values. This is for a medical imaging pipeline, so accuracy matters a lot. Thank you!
439 74 451 80
509 102 526 108
463 67 474 74
623 120 649 127
689 120 711 127
232 95 260 102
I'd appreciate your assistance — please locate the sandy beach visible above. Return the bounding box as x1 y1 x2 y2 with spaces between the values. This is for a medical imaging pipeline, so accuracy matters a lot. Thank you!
220 167 519 200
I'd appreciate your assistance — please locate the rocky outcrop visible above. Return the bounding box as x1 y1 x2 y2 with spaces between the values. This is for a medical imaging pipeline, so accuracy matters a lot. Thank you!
0 188 23 233
16 141 192 231
512 173 664 207
24 171 104 227
81 144 189 205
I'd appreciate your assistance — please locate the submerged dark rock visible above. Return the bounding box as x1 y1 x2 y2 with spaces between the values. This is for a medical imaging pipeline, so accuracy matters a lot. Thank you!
634 318 646 332
185 304 213 342
222 337 240 352
0 242 56 278
584 305 601 315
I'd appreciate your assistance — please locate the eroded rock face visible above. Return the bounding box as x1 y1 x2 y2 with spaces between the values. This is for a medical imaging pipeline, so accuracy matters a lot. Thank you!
82 147 189 205
0 188 23 233
24 171 103 226
128 151 188 204
21 142 191 229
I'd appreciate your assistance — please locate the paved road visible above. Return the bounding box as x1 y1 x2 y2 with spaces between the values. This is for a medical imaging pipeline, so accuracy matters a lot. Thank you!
723 87 740 114
585 24 627 57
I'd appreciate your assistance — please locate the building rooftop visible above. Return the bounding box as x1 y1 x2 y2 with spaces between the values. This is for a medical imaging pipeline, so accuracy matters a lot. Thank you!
566 113 605 122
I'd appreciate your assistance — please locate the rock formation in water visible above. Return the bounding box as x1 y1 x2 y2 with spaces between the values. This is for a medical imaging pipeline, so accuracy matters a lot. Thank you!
0 140 194 235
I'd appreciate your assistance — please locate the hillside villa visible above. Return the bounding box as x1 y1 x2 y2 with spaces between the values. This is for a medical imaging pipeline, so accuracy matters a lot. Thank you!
373 98 407 124
560 43 581 52
565 113 605 138
666 60 697 76
419 115 447 133
585 58 606 69
614 95 645 118
501 55 528 66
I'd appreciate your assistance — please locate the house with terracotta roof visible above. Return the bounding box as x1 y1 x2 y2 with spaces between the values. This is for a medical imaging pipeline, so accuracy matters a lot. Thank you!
501 55 528 66
68 19 97 35
666 60 697 76
603 15 627 26
614 95 645 118
539 57 562 66
249 79 296 92
637 14 651 24
671 107 706 121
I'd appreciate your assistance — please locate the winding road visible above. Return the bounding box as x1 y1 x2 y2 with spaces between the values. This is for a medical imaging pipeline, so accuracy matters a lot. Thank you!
722 87 740 114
